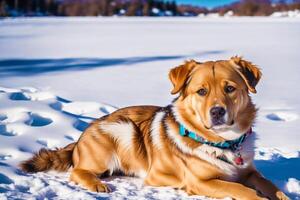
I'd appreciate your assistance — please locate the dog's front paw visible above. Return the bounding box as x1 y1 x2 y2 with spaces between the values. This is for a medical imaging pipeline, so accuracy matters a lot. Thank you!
87 181 111 193
276 191 290 200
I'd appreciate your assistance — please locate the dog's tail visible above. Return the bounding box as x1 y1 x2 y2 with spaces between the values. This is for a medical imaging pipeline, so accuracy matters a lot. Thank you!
20 142 76 173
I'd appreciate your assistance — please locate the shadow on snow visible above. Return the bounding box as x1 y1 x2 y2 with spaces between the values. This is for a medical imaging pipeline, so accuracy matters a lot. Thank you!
0 50 224 77
255 155 300 199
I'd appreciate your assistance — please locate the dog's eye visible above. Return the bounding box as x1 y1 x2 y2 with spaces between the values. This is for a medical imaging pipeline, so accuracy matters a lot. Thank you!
197 88 207 96
225 85 236 93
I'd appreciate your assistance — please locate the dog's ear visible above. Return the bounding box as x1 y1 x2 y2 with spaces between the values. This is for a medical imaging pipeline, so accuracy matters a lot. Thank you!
169 60 198 95
230 56 262 93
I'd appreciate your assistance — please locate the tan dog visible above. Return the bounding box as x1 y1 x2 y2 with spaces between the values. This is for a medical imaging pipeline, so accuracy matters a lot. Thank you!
20 57 289 200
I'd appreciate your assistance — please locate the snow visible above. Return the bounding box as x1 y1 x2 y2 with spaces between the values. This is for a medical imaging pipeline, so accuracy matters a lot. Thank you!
0 17 299 199
224 11 234 17
271 10 300 18
286 178 300 196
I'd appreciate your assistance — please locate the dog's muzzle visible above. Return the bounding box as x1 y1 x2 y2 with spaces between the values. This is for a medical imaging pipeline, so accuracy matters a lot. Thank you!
210 106 226 126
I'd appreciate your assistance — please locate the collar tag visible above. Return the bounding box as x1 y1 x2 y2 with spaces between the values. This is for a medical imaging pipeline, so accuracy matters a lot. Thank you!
234 153 244 165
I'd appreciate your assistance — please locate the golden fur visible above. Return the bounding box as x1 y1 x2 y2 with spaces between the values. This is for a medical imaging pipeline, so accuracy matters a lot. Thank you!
20 57 289 200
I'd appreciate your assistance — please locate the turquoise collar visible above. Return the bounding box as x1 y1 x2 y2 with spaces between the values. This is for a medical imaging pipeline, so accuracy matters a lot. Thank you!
179 124 251 151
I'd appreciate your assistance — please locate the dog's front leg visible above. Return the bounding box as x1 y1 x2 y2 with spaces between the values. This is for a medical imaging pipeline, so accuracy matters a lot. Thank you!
244 170 289 200
70 168 111 193
185 178 266 200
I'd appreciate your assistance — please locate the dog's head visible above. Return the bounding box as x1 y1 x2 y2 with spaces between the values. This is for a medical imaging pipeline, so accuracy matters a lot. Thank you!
169 56 261 139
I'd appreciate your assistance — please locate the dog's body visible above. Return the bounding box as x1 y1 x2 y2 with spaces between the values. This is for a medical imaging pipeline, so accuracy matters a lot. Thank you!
21 57 289 200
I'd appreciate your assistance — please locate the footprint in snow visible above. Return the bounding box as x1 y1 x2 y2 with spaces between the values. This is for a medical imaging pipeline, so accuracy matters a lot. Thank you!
9 92 31 101
0 154 12 161
73 119 89 132
0 114 8 121
266 112 298 122
9 88 55 101
49 101 62 111
25 113 53 127
0 173 14 184
18 146 33 153
0 124 20 136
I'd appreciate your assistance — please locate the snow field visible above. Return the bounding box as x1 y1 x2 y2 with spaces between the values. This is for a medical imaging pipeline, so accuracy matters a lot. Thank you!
0 17 299 199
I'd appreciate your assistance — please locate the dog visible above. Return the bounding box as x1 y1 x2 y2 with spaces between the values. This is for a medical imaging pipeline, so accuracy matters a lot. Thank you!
20 56 289 200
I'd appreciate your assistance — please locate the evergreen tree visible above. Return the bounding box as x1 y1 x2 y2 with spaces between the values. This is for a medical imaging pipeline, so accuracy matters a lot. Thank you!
0 0 8 16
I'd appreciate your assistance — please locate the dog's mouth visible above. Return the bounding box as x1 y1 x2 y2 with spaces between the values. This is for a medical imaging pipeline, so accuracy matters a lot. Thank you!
204 120 234 131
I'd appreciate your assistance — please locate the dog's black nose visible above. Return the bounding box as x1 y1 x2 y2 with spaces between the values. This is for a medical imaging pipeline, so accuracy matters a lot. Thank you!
210 106 226 119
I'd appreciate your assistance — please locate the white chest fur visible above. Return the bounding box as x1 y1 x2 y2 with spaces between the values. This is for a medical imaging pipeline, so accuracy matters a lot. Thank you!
193 132 256 180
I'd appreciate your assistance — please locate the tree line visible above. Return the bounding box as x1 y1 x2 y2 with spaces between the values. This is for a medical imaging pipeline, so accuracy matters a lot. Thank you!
214 0 300 16
0 0 179 17
0 0 300 17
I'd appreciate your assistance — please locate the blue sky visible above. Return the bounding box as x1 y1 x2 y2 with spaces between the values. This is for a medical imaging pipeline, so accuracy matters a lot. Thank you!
173 0 239 9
